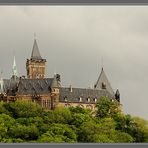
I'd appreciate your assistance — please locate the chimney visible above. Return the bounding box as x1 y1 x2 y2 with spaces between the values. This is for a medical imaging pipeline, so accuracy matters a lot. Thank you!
70 85 72 92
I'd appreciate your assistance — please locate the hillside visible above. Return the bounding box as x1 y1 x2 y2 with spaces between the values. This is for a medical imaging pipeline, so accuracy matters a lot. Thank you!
0 97 147 143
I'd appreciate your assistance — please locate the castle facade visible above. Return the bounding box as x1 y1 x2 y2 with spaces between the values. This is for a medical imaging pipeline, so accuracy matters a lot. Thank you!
0 39 120 111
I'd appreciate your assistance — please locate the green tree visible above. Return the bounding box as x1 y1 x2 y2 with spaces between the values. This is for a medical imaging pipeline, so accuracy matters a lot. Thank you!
78 118 133 143
8 123 39 141
38 123 77 143
96 97 121 118
128 117 148 142
4 100 44 118
43 107 72 124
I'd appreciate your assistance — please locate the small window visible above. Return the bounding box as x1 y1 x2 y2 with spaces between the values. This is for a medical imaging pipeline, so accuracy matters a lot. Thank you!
64 96 67 102
102 82 106 89
94 98 97 102
79 97 82 102
87 98 90 102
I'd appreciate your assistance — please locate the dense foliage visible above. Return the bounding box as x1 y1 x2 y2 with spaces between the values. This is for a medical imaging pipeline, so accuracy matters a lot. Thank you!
0 97 147 143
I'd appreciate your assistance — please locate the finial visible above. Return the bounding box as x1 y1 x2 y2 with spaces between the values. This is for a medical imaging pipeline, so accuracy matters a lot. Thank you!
34 33 36 40
101 56 103 69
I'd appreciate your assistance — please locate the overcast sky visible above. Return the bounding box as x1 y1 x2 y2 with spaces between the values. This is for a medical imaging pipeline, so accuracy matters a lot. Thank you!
0 6 148 120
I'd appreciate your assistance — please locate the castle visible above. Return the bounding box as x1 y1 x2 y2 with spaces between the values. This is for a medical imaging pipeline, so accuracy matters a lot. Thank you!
0 39 120 111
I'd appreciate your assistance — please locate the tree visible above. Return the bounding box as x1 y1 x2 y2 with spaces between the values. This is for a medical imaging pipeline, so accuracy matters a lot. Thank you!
96 96 121 118
8 123 39 141
4 100 44 118
78 117 133 143
38 123 77 143
43 107 72 124
128 117 148 142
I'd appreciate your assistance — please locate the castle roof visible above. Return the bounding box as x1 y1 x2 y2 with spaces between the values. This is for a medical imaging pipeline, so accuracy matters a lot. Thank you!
94 68 115 96
3 76 19 95
17 78 53 95
59 87 114 103
31 39 42 60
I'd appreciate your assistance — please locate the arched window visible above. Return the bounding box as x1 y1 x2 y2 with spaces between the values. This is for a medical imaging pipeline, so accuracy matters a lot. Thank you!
64 103 71 108
79 104 84 108
86 105 93 110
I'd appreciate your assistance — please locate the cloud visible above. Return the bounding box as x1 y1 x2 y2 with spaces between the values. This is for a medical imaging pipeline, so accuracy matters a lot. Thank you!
0 6 147 119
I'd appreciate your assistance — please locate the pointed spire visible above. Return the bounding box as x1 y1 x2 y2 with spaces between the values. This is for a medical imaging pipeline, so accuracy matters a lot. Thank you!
94 67 114 95
31 39 42 60
0 71 4 94
12 56 18 77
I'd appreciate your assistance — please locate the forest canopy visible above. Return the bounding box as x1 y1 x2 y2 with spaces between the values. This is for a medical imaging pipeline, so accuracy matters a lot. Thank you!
0 97 147 143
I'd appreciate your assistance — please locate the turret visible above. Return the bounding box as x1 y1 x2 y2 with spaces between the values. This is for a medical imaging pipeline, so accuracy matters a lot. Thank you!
50 74 61 109
115 89 120 102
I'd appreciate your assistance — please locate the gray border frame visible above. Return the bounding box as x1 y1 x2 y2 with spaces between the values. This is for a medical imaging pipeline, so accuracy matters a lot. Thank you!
0 1 148 148
0 0 148 4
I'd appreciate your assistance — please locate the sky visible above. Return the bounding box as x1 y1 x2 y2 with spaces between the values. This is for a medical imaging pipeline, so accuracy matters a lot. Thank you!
0 6 148 120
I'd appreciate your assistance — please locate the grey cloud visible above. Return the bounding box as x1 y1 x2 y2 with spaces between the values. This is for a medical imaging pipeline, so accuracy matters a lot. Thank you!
0 6 147 119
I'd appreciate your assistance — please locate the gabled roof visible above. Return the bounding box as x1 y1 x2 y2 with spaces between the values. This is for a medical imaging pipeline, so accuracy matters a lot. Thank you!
31 39 42 60
94 68 115 96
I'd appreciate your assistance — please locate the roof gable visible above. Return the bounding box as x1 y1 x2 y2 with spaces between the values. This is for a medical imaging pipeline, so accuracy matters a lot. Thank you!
94 68 114 95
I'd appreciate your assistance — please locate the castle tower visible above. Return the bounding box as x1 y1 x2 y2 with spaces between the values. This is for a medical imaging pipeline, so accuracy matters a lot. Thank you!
50 74 61 109
26 39 46 79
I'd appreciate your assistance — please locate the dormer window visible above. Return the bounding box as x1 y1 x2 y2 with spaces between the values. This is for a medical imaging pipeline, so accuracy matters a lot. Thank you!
102 82 106 89
79 97 82 102
64 96 67 102
94 98 97 102
87 98 90 102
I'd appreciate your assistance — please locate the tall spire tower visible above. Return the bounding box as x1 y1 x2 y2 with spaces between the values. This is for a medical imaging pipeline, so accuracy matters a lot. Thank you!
0 71 4 94
12 56 18 77
26 39 46 79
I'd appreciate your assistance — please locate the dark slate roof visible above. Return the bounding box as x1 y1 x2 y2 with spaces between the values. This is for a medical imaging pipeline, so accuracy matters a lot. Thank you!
17 78 53 95
3 76 20 95
3 79 10 92
94 68 115 96
59 87 115 103
31 39 42 60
